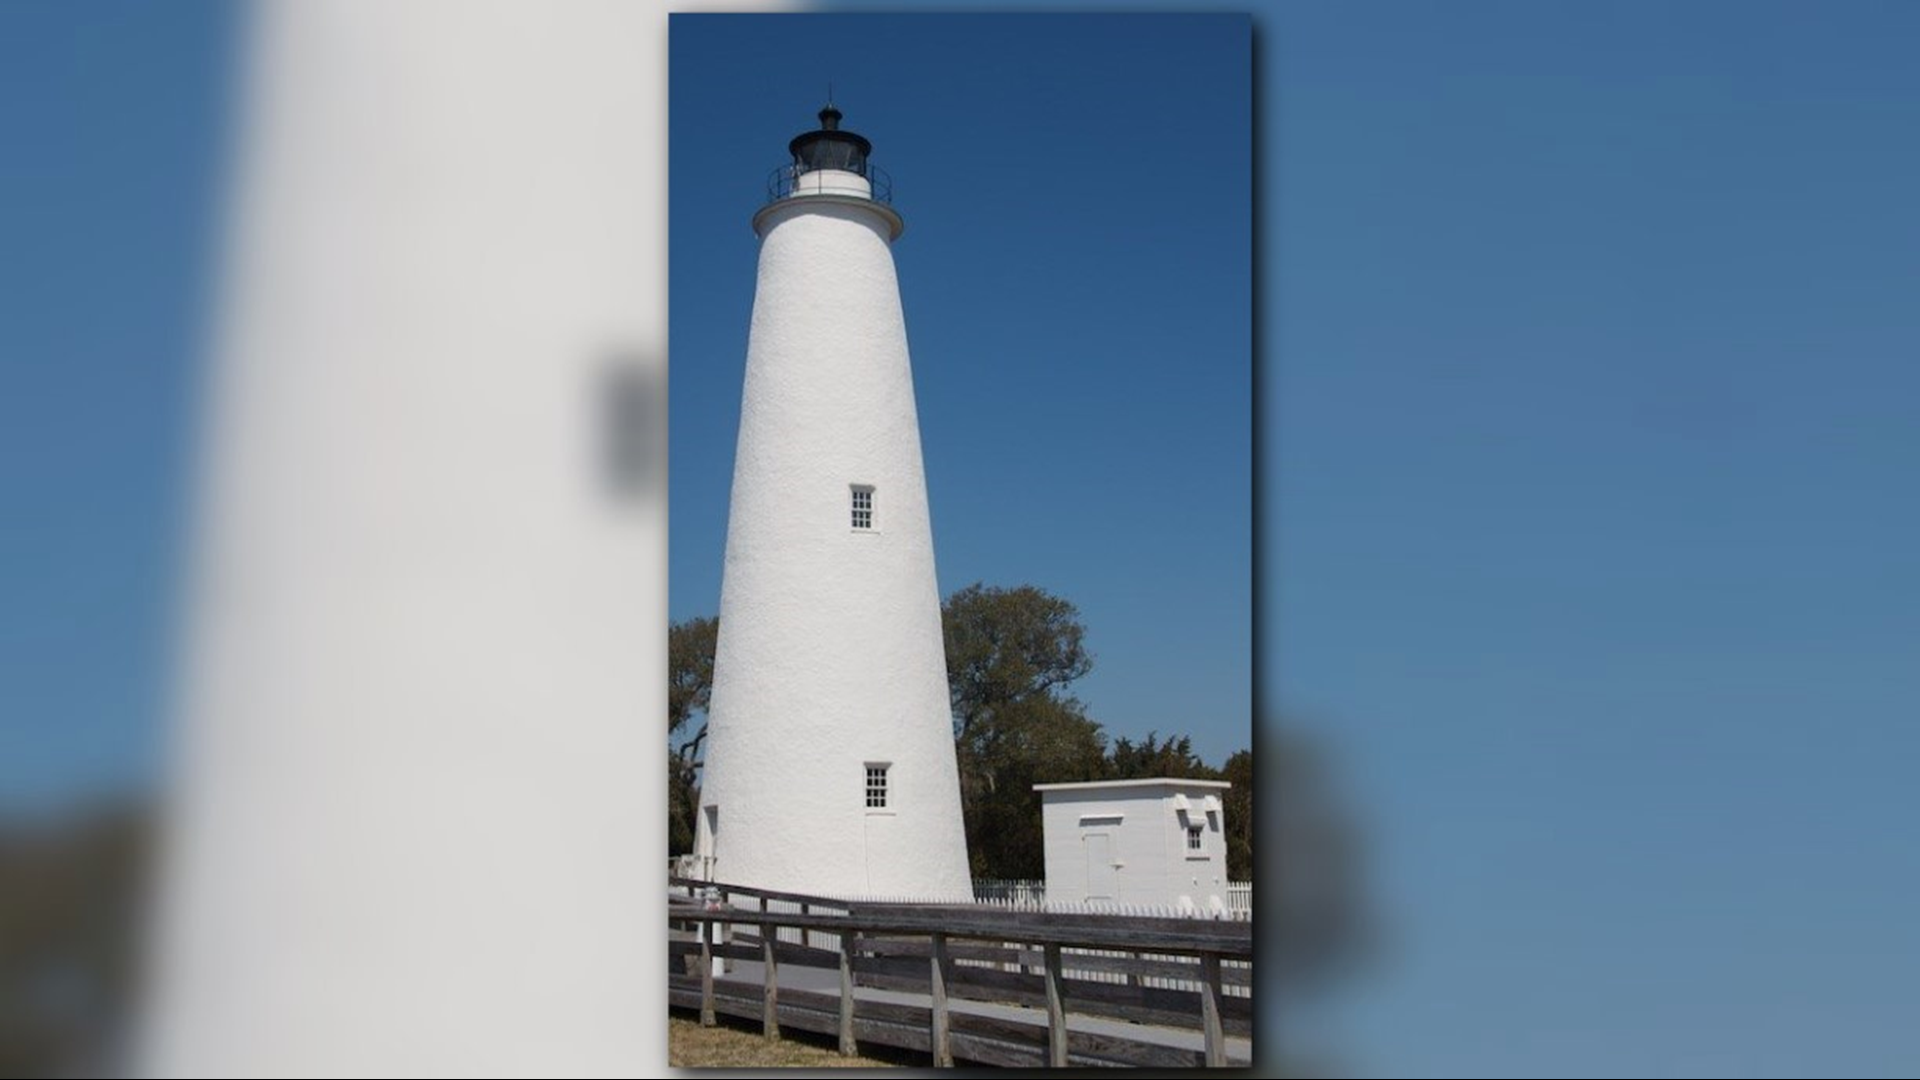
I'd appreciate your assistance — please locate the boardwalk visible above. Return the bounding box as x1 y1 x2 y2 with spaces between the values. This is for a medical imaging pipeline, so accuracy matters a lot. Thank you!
668 878 1254 1068
709 953 1254 1066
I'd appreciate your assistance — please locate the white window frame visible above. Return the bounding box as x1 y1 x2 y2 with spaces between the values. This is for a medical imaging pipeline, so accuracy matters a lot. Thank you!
850 484 875 532
865 762 890 810
1186 823 1205 855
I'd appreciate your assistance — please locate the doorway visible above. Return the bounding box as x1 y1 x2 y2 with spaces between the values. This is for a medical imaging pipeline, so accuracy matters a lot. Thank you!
1084 832 1117 901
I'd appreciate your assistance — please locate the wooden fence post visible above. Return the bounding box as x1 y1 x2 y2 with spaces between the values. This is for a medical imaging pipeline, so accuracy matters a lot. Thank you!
699 917 715 1028
929 932 952 1067
1044 942 1067 1067
1199 951 1225 1067
838 930 857 1056
762 914 780 1041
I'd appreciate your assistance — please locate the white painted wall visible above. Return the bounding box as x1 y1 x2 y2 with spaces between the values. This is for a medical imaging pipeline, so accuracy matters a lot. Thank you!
1038 779 1233 914
137 2 713 1075
696 160 972 900
792 167 872 198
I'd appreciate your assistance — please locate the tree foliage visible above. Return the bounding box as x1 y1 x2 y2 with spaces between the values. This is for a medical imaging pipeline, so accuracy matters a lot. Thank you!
942 583 1106 878
1218 748 1253 882
943 583 1093 740
667 616 718 855
1107 731 1210 781
667 752 698 856
955 695 1108 879
669 615 718 739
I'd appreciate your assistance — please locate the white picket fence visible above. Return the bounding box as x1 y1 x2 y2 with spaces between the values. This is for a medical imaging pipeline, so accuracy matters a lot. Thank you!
668 864 1252 919
972 878 1253 921
969 878 1048 905
670 853 713 881
682 890 1251 1002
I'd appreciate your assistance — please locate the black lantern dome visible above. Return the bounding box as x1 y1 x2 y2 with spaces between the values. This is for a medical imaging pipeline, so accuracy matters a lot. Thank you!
757 101 901 239
788 103 872 177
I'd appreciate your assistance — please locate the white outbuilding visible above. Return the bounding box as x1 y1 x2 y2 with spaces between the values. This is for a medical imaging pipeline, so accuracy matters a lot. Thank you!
1035 778 1234 916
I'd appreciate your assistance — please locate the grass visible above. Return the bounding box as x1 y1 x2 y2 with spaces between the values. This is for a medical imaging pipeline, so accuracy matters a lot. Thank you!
667 1010 927 1068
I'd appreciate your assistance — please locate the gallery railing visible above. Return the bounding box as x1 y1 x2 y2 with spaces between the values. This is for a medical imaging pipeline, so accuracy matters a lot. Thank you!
766 162 894 205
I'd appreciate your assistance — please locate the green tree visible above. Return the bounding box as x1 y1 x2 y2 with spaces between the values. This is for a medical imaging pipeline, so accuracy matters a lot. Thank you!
955 694 1109 879
668 616 718 856
669 615 718 740
1106 731 1213 780
1218 747 1253 881
944 583 1092 740
942 583 1107 879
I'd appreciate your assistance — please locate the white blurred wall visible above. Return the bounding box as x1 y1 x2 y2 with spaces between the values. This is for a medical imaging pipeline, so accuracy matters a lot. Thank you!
136 2 771 1074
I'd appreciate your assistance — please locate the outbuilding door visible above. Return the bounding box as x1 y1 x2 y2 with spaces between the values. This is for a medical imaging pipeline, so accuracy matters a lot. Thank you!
1084 832 1117 901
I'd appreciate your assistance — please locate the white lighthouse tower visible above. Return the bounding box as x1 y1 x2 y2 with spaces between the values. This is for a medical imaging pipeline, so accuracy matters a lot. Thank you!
141 5 664 1074
694 105 972 899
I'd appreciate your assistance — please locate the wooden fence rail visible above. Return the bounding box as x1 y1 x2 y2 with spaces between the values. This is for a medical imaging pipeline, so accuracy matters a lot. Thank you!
668 876 1252 1068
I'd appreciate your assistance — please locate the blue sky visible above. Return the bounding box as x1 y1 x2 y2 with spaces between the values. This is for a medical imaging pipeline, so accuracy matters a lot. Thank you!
0 1 233 812
6 3 1920 1077
668 14 1255 770
1271 3 1920 1076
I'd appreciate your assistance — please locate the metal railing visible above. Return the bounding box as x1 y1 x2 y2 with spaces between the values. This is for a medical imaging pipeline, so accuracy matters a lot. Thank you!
766 162 894 205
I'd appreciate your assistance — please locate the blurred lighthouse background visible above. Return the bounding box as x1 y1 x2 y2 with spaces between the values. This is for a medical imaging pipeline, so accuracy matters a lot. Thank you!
139 3 678 1074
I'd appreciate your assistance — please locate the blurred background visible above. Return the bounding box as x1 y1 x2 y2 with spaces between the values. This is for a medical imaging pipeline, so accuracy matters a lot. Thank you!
6 1 1920 1077
1 3 231 1072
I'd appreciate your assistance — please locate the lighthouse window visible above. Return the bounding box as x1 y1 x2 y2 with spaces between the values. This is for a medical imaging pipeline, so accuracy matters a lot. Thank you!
865 764 889 808
850 485 874 530
1187 824 1205 852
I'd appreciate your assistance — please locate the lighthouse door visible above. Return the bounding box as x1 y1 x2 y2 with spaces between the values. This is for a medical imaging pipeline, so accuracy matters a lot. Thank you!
1085 833 1117 902
695 806 718 880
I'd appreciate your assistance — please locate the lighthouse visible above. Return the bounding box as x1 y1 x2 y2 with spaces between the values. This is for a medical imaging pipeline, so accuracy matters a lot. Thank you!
694 105 973 899
140 5 663 1074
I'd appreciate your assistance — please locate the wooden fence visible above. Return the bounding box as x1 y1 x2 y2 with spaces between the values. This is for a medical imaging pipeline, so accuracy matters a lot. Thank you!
667 877 1253 1068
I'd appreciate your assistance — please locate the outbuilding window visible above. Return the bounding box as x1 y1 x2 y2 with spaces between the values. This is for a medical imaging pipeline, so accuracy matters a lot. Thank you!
1187 824 1204 852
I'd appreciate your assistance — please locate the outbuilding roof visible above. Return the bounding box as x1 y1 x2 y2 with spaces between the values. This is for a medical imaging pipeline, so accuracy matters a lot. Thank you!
1032 778 1232 793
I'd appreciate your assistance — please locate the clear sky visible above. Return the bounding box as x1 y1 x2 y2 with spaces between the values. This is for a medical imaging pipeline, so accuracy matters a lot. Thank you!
1270 3 1920 1076
0 1 234 812
667 14 1256 770
6 3 1920 1078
